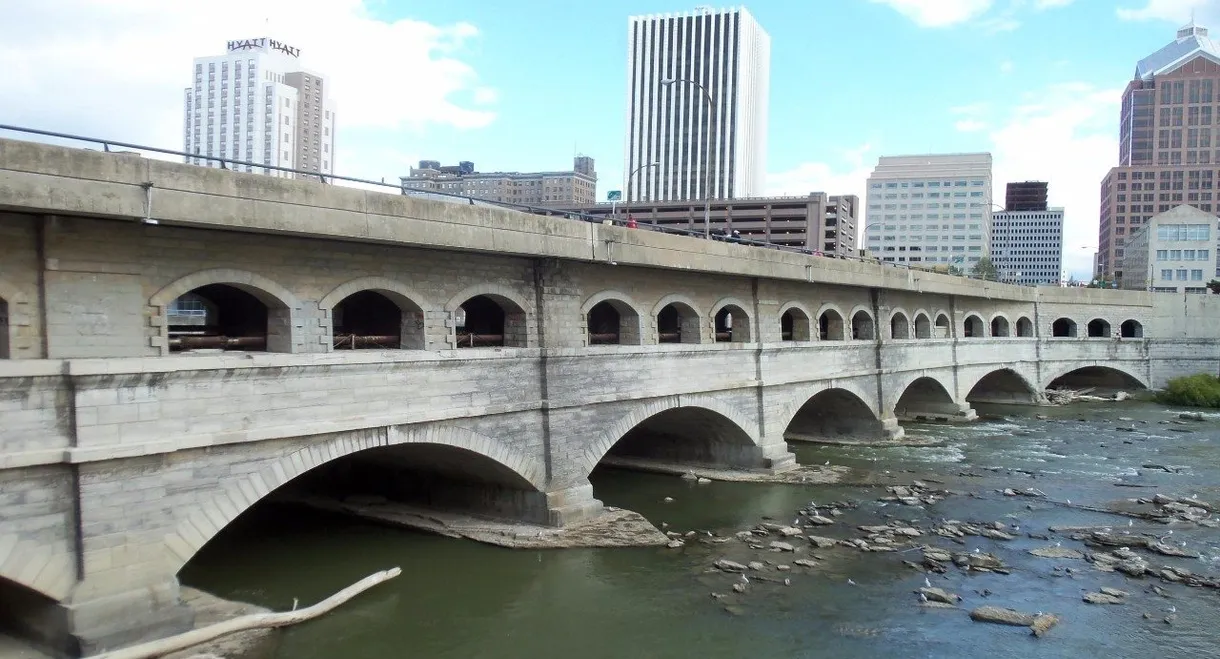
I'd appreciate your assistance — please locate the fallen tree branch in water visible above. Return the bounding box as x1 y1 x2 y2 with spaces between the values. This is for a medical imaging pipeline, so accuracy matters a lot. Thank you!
89 568 402 659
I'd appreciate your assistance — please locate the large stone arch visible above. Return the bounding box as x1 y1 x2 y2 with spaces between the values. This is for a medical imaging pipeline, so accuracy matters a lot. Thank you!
962 366 1042 405
577 394 760 481
319 276 433 350
163 424 545 573
710 296 755 343
0 277 33 359
776 380 881 433
889 372 959 420
1041 364 1149 391
148 268 302 354
779 380 893 441
581 289 646 346
0 535 74 600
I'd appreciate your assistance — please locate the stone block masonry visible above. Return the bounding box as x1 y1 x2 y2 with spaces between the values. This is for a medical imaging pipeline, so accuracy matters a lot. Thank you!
0 136 1218 655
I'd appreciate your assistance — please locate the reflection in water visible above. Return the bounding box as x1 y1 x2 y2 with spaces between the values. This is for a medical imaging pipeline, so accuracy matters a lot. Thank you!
182 401 1220 659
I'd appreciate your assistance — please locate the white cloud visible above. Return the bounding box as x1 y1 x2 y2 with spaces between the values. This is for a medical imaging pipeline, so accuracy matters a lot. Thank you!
955 119 988 132
767 82 1118 281
1000 60 1015 74
868 0 994 27
766 143 876 208
0 0 494 180
1035 0 1076 9
1117 0 1218 23
988 83 1120 280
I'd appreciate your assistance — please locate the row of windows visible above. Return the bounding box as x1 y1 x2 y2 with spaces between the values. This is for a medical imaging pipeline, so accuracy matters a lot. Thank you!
875 191 983 200
1157 223 1212 240
1155 249 1211 261
1159 269 1206 281
871 180 986 189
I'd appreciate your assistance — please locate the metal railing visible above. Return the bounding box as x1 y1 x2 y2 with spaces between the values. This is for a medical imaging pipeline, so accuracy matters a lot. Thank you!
0 123 1035 285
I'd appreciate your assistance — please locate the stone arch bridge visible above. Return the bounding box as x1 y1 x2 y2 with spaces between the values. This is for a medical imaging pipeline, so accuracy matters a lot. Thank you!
0 137 1216 655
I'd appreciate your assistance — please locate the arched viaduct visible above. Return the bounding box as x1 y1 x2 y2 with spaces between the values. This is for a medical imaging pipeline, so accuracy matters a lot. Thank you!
0 137 1212 655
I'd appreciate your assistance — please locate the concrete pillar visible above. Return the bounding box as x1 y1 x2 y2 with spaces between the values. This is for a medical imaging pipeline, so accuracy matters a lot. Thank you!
544 482 604 526
64 577 193 656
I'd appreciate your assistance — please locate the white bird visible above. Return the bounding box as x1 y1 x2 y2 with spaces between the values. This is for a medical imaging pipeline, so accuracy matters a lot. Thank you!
1066 499 1072 505
973 548 981 554
740 574 750 584
1128 520 1134 527
1055 541 1062 547
824 460 830 466
847 578 857 586
919 593 928 603
925 577 932 588
1168 605 1177 613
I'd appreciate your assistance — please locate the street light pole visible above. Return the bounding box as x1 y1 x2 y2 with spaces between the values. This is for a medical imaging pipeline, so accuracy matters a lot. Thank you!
625 161 659 220
662 78 715 239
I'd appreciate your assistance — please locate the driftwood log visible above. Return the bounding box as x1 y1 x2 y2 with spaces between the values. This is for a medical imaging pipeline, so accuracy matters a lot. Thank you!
90 567 402 659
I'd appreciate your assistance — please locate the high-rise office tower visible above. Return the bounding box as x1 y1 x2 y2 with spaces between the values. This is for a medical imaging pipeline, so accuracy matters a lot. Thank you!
1097 21 1220 281
863 153 994 266
184 37 336 178
991 183 1064 286
623 7 770 202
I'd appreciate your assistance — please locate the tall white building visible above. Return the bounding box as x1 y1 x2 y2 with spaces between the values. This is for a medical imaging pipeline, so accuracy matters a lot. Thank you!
623 7 770 202
864 153 993 266
183 37 336 178
990 209 1065 285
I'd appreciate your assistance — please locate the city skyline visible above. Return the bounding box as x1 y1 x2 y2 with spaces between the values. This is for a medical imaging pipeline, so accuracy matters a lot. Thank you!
2 0 1216 281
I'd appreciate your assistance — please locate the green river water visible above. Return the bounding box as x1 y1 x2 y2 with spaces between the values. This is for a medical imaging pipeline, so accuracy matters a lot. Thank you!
181 401 1220 659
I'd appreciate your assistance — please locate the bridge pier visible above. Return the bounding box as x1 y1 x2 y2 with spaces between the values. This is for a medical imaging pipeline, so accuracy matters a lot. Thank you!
895 401 978 424
64 577 193 657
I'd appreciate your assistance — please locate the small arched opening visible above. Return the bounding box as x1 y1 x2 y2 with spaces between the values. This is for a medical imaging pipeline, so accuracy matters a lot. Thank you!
819 309 845 341
894 377 968 423
0 577 63 657
851 310 876 340
1047 366 1145 391
597 406 762 472
332 290 422 350
1120 320 1144 338
963 314 986 338
1087 319 1112 338
913 313 932 339
657 301 702 344
0 296 9 359
1052 318 1077 337
780 306 812 341
784 388 887 442
966 368 1040 405
713 304 752 343
455 294 527 348
890 312 911 340
1016 316 1034 337
990 316 1011 338
168 284 286 352
586 300 642 345
934 313 951 338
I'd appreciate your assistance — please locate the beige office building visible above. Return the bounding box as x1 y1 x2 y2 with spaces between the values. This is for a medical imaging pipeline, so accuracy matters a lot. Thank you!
400 156 597 206
1121 204 1217 292
1098 22 1220 281
560 193 858 255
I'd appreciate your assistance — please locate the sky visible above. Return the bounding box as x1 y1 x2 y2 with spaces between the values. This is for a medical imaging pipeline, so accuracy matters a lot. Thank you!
2 0 1218 280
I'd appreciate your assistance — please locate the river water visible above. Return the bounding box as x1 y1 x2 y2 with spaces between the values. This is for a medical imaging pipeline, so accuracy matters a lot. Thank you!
182 401 1220 659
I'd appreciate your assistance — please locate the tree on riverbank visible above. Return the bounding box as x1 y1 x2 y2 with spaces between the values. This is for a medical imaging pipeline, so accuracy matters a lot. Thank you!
1156 373 1220 408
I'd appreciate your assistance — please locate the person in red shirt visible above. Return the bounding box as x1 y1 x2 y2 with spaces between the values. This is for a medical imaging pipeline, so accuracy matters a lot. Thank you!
626 215 638 229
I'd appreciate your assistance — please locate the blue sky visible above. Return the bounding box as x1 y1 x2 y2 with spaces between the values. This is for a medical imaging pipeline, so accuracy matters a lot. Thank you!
2 0 1216 278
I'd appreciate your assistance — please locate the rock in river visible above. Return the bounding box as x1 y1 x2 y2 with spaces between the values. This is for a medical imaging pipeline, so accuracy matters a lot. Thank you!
918 587 961 604
714 559 748 573
970 606 1037 626
1083 592 1125 605
1029 546 1084 560
807 535 839 549
769 541 796 552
